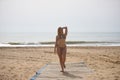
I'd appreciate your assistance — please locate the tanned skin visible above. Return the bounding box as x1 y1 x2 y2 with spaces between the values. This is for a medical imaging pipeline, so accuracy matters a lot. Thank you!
54 27 68 72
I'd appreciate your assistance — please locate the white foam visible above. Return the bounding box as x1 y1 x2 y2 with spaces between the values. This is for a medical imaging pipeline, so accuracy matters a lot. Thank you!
0 43 53 47
0 43 120 47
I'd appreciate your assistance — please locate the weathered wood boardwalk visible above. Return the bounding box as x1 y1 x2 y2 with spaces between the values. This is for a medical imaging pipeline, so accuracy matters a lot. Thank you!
30 62 93 80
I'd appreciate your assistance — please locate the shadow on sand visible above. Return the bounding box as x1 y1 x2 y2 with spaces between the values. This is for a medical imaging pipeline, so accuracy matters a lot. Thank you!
62 71 83 79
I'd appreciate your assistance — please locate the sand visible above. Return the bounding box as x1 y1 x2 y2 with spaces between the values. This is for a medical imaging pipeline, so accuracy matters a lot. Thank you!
0 46 120 80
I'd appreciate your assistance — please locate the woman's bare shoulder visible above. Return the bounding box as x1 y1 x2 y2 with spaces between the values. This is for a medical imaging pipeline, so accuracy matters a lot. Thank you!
56 35 59 39
56 35 58 37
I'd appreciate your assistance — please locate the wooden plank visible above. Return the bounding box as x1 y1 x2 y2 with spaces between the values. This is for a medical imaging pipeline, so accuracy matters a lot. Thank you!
30 62 93 80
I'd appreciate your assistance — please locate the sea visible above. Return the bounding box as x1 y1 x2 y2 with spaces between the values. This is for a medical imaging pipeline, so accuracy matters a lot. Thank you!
0 32 120 47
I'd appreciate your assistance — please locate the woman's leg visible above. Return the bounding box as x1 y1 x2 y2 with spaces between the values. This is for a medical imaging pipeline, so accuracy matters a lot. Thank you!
57 47 64 72
62 47 66 68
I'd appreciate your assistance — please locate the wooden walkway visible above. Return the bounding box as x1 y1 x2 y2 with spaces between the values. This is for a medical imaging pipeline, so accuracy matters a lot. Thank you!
30 62 93 80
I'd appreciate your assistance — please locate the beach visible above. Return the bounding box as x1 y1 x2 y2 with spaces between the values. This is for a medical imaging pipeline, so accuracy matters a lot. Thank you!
0 46 120 80
1 0 120 79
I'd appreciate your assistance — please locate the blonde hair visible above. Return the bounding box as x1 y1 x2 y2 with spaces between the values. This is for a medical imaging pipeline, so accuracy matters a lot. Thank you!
58 27 63 36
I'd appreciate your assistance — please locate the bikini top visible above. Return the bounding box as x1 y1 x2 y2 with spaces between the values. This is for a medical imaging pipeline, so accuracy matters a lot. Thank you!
57 35 66 47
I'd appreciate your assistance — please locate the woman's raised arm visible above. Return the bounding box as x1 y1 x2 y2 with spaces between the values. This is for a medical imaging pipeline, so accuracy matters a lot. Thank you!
63 27 68 36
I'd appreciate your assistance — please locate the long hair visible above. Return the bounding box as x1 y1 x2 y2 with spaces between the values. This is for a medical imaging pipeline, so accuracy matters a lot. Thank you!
58 27 63 36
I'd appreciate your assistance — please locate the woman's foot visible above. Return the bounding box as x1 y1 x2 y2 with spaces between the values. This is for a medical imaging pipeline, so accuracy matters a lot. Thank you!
60 70 64 72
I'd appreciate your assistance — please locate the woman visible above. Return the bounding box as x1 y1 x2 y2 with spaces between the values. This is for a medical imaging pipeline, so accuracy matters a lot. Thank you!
54 26 68 72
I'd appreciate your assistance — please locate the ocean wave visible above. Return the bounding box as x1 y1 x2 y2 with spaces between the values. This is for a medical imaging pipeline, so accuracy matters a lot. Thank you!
0 41 120 47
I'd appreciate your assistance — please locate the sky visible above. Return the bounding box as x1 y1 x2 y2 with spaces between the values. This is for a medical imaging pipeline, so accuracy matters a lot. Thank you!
0 0 120 32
